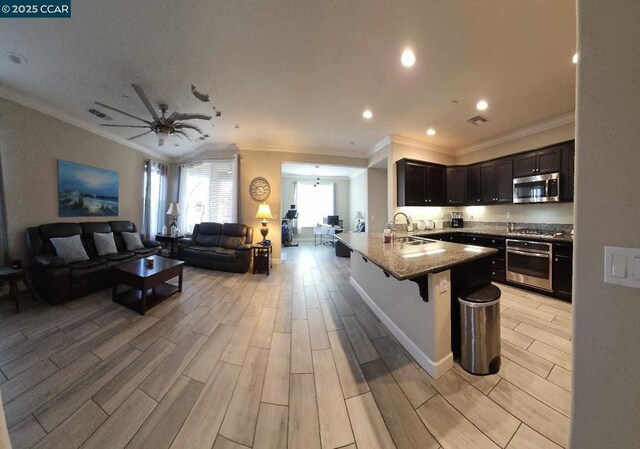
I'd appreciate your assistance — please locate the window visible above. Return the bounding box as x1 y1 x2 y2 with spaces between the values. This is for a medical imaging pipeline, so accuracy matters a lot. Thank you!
179 158 238 235
142 160 167 239
296 182 334 228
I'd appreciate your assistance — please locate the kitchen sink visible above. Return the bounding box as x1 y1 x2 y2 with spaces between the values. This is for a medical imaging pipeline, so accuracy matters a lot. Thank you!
395 236 437 246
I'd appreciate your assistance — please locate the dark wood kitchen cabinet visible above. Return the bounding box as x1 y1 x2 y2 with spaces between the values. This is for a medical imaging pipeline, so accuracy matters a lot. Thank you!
467 164 482 204
397 159 446 206
553 243 573 301
561 142 575 202
446 166 467 205
481 158 513 204
514 145 562 177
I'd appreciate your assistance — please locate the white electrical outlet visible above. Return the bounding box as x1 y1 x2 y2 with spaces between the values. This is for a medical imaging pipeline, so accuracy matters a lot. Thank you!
439 279 448 293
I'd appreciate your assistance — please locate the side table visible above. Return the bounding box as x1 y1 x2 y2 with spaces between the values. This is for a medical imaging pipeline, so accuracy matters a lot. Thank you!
155 234 185 258
0 268 36 313
252 244 272 275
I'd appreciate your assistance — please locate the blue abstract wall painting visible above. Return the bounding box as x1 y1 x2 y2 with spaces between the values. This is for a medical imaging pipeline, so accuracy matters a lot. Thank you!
57 160 119 217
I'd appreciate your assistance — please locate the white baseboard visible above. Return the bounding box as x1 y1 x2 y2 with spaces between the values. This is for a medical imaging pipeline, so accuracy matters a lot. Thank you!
350 277 453 379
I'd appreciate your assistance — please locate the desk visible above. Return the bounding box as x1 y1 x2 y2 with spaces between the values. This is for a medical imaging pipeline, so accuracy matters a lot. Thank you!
313 226 343 246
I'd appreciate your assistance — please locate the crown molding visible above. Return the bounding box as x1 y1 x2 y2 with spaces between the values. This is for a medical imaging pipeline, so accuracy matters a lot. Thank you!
0 86 168 162
238 143 369 159
456 112 576 156
389 134 457 156
368 135 392 158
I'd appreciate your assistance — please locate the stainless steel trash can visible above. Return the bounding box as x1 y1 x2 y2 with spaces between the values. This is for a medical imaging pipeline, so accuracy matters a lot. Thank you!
459 284 501 375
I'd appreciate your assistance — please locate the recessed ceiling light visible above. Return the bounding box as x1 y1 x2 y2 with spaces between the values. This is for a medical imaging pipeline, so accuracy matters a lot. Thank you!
350 141 355 145
426 128 436 136
451 100 459 105
7 52 28 65
572 53 579 64
233 124 240 129
400 49 415 67
476 100 489 111
362 110 373 119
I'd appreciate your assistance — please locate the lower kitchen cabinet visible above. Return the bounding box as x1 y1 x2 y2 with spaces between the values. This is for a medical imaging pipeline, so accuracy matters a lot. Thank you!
553 243 573 301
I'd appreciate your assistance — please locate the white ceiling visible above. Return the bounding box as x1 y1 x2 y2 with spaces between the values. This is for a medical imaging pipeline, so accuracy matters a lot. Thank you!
0 1 576 158
282 163 364 179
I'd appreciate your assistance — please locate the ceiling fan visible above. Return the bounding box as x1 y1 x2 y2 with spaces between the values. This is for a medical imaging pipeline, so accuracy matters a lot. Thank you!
95 84 212 147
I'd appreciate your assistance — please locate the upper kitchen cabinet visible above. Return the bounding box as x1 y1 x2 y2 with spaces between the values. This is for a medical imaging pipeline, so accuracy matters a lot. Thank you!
467 164 483 204
561 141 575 201
481 158 513 204
514 144 562 177
446 166 467 205
397 159 446 206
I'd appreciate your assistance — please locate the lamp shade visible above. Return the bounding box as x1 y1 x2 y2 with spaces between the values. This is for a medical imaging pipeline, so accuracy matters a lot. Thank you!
256 203 273 220
355 211 365 220
166 202 180 215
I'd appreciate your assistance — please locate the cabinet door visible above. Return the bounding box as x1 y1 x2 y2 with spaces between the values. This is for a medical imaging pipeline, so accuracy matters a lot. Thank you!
496 159 514 203
480 162 497 203
467 165 483 204
553 255 573 300
446 166 467 205
536 147 562 174
426 164 446 205
404 162 426 206
561 143 575 202
514 152 537 177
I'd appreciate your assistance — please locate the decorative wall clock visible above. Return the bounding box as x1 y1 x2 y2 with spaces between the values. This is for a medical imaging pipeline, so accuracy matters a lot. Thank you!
249 177 271 201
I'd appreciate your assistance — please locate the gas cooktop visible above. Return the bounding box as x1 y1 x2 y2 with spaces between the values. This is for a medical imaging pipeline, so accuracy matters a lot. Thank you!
508 228 565 238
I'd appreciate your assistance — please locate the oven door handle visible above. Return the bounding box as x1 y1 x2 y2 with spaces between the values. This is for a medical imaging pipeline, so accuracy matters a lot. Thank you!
507 249 550 258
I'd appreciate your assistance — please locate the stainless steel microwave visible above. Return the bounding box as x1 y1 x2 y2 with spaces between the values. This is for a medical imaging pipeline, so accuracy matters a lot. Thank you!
513 172 560 203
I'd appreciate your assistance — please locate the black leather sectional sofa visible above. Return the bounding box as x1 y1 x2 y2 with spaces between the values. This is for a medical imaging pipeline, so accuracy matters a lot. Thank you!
177 222 253 273
26 221 160 304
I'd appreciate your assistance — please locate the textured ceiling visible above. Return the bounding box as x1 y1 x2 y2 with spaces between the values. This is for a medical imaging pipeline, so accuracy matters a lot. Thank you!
0 0 576 157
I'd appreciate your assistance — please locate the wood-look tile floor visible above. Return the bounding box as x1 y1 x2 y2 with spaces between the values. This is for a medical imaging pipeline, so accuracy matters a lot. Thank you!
0 244 573 449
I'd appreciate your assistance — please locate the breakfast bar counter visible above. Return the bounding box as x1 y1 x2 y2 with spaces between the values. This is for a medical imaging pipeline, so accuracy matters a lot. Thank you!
336 232 496 378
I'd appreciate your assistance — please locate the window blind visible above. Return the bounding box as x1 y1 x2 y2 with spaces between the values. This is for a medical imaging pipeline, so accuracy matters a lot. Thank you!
178 158 237 234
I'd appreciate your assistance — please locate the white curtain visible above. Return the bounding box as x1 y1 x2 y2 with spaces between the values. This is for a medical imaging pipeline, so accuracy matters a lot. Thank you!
142 160 168 239
296 182 335 231
178 156 238 235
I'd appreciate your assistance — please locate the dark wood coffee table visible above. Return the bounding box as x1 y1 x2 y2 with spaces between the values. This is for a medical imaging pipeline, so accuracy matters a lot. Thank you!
112 256 184 315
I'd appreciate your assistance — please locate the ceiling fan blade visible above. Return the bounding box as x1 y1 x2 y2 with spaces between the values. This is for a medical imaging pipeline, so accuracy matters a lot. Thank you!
131 84 160 120
173 133 184 140
158 137 164 147
175 130 195 141
127 130 153 140
176 123 204 134
100 124 149 128
171 112 212 121
95 102 151 125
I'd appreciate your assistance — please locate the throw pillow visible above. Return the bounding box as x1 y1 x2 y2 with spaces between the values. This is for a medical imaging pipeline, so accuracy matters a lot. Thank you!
50 235 90 262
94 232 118 256
122 232 144 250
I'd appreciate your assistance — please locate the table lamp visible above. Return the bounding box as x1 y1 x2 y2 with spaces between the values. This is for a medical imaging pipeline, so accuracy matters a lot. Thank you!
255 203 273 242
166 202 180 229
355 211 364 222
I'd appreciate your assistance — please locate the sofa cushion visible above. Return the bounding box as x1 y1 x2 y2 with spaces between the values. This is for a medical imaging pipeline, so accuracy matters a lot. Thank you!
94 232 118 256
195 233 219 247
50 235 90 262
80 222 113 257
40 223 83 255
195 222 222 247
219 235 246 249
132 247 156 256
103 251 135 262
122 232 144 250
211 247 237 256
69 259 109 282
109 221 137 251
188 245 218 252
219 223 247 249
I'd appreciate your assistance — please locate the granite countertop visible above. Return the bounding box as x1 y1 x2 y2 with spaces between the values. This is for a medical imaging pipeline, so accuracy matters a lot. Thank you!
336 232 497 281
401 227 574 243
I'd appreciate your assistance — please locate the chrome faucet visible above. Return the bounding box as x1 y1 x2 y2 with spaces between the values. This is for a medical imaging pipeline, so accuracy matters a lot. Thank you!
392 212 410 232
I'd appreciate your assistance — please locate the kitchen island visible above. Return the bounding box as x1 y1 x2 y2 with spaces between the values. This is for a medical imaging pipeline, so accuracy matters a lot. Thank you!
336 232 497 378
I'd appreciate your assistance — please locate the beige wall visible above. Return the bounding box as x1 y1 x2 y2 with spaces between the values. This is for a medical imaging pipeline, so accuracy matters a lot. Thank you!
238 150 367 260
456 122 575 165
571 1 640 447
349 170 367 231
367 167 388 232
0 97 164 262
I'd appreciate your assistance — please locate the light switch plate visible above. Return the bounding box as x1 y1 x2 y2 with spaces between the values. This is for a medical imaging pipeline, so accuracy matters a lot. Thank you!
604 246 640 288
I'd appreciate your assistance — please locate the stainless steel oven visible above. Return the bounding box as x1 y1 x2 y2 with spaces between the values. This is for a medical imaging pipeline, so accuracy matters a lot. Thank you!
513 172 560 203
506 239 553 291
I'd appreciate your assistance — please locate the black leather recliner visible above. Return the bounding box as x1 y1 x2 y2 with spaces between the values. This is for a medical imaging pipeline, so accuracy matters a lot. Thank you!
177 222 253 273
25 220 161 304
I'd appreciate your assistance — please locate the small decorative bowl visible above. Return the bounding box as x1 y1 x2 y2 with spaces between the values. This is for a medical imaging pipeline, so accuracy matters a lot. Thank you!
145 257 155 268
